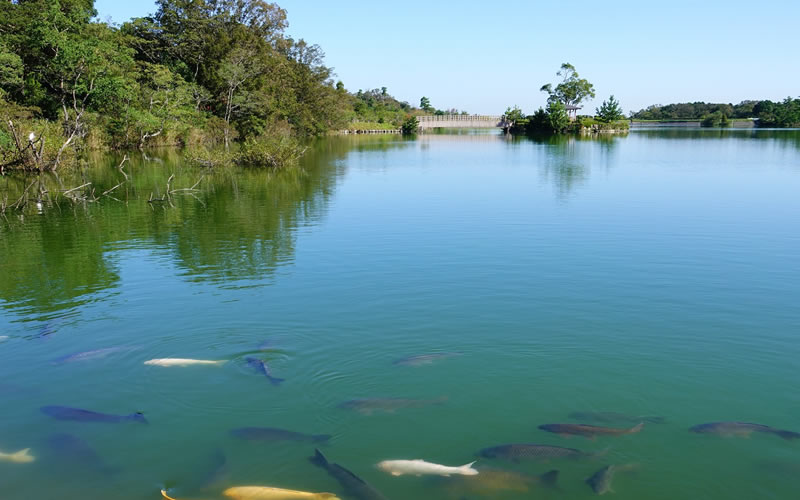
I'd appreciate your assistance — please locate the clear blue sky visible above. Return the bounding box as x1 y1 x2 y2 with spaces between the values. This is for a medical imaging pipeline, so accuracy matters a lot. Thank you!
95 0 799 114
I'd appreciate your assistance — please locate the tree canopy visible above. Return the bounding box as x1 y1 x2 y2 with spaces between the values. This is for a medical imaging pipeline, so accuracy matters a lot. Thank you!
0 0 442 169
540 63 596 108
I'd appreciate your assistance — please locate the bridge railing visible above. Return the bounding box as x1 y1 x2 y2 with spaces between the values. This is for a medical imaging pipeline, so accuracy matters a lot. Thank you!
417 114 503 122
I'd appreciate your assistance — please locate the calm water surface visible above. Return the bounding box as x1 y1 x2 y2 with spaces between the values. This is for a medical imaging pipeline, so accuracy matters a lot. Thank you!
1 129 799 499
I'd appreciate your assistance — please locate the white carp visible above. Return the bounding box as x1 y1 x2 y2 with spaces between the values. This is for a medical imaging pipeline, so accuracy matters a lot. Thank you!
144 358 226 367
0 448 35 463
377 458 478 477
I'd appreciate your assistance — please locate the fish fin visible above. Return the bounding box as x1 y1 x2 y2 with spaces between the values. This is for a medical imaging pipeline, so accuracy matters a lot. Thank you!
593 447 611 458
629 422 645 434
775 430 800 440
540 470 559 487
460 460 477 468
267 376 285 386
161 489 178 500
129 412 148 424
11 448 34 463
318 494 340 500
309 448 329 468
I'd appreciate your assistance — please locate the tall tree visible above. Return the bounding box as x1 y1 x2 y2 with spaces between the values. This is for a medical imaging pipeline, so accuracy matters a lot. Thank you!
420 96 433 113
540 63 595 108
595 95 624 122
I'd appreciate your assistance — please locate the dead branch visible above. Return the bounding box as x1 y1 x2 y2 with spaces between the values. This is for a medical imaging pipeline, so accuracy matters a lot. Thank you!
62 182 91 195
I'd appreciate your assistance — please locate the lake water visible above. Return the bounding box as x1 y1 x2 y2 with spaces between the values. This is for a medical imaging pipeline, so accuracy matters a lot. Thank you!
1 128 799 500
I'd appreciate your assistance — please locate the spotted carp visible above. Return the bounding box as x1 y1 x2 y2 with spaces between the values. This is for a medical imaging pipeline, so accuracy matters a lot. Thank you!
442 468 558 496
690 422 800 440
539 422 644 438
224 486 341 499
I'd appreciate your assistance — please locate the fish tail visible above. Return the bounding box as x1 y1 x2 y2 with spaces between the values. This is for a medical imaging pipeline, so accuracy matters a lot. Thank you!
161 489 178 500
312 434 333 443
130 412 148 424
775 429 800 440
309 448 329 468
11 448 34 462
540 469 559 487
629 422 645 433
267 375 285 386
459 460 479 474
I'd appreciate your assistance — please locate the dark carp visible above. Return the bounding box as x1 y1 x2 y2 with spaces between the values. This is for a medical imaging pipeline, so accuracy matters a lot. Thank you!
231 426 331 443
568 411 665 424
338 396 446 415
52 346 132 365
690 422 800 440
392 353 462 366
442 467 558 496
47 433 119 475
478 443 597 462
309 448 389 500
586 465 616 494
539 422 644 438
40 405 147 424
245 357 285 385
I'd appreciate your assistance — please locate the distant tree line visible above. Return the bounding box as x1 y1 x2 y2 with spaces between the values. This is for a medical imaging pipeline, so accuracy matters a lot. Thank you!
631 99 800 127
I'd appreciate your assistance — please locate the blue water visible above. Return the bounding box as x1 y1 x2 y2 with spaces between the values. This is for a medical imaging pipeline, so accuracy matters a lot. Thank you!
1 128 799 499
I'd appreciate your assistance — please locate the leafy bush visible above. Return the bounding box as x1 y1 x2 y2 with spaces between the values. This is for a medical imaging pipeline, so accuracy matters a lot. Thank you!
188 136 306 169
401 116 418 135
701 111 730 127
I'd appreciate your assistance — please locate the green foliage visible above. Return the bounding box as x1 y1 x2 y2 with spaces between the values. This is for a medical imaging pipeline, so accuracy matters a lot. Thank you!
401 116 419 135
632 101 755 120
0 48 23 98
349 88 412 128
754 97 800 127
504 106 525 123
189 136 305 169
700 111 730 127
546 101 570 133
2 0 429 165
526 108 550 134
540 63 595 107
420 96 433 113
596 95 624 122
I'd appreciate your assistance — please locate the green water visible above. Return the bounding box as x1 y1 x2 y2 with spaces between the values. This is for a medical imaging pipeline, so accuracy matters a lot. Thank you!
1 129 799 500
